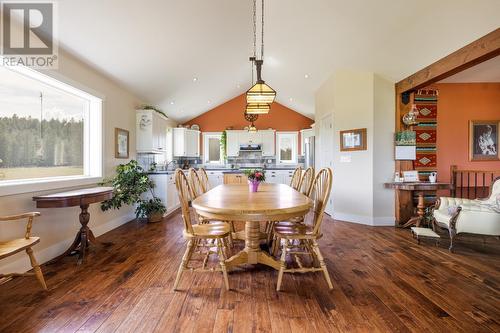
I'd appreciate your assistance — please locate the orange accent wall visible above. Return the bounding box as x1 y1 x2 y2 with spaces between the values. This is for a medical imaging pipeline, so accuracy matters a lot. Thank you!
436 83 500 182
183 94 314 154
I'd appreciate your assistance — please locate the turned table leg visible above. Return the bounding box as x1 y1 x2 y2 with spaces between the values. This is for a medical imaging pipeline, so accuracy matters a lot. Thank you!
415 191 425 227
77 204 90 264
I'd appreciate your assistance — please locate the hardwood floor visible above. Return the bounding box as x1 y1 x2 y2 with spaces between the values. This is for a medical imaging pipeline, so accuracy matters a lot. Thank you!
0 212 499 333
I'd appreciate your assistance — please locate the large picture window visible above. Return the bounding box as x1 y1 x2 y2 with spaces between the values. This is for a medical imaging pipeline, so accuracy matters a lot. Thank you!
0 65 102 192
203 132 223 164
276 132 298 164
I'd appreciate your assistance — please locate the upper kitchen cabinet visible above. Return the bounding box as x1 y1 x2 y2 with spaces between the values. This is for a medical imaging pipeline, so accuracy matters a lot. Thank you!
226 130 239 157
136 109 169 154
173 127 200 157
260 130 275 156
226 129 274 157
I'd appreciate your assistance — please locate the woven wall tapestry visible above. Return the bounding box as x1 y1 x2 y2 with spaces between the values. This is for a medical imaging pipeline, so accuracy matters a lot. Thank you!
413 89 438 181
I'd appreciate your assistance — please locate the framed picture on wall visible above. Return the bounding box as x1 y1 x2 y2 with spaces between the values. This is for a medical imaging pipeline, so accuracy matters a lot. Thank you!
340 128 367 151
115 128 130 159
469 120 499 161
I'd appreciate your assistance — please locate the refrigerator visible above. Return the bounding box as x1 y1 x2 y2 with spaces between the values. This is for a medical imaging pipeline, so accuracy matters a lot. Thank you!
304 136 315 168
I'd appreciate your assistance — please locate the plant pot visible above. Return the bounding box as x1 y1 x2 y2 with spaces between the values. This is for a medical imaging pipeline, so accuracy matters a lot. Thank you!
147 212 164 223
248 180 260 192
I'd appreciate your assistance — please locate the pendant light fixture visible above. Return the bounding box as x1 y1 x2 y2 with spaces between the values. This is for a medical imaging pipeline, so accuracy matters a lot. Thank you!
244 112 259 132
246 0 275 114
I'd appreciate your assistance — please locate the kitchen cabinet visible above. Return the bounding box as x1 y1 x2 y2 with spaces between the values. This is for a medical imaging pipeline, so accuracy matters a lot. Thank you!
226 129 274 157
224 173 245 184
206 170 224 187
239 131 262 144
173 128 200 157
166 173 179 212
136 109 168 154
260 130 275 156
265 169 295 185
226 131 239 157
147 173 180 214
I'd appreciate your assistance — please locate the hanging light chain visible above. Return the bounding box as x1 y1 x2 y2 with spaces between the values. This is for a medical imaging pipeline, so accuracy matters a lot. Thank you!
252 0 256 59
261 0 264 60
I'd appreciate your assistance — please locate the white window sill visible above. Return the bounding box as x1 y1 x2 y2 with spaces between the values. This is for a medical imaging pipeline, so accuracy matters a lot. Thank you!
0 176 103 197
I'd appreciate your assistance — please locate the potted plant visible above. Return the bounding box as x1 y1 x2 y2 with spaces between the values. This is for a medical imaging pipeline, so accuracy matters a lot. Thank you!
100 160 166 223
244 169 266 192
135 197 167 223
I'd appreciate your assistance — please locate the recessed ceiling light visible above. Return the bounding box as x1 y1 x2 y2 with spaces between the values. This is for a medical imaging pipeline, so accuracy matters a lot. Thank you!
289 97 293 101
304 74 309 79
237 84 241 88
170 101 175 105
207 100 211 104
193 77 198 82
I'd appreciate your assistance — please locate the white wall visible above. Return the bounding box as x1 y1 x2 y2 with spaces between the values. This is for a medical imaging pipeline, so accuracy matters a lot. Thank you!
314 70 395 226
0 49 145 274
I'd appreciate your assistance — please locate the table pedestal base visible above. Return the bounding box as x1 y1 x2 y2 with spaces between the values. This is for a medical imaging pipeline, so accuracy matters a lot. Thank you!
401 191 426 228
50 204 98 265
225 220 280 270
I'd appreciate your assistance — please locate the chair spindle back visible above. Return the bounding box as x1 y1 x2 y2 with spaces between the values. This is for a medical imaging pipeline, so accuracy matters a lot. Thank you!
298 167 315 196
188 168 204 199
290 167 303 190
175 169 195 234
198 168 210 192
308 168 332 235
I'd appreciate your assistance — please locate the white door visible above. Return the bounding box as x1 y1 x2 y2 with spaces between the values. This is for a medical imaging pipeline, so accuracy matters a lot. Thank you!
320 114 334 215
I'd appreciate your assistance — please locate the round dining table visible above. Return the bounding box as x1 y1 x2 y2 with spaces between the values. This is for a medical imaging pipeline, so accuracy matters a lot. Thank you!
192 183 313 270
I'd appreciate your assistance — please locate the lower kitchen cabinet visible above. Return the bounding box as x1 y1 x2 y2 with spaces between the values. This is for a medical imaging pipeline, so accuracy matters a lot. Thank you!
206 170 224 187
224 173 245 184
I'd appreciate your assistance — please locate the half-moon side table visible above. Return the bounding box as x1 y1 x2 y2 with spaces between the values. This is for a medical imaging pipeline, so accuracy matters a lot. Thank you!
384 182 452 228
33 187 113 265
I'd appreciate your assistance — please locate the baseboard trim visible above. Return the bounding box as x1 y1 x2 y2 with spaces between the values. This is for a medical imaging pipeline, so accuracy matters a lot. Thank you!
0 212 135 275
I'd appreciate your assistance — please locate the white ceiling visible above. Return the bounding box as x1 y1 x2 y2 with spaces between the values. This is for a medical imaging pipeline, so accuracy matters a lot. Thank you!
54 0 500 122
439 55 500 83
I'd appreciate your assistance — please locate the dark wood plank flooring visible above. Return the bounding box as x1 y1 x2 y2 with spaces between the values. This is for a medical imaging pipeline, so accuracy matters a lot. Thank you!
0 212 499 332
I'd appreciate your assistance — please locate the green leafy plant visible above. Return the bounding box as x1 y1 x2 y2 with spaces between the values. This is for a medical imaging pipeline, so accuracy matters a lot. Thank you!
244 169 266 182
100 160 165 219
140 105 168 118
221 130 227 161
135 197 166 219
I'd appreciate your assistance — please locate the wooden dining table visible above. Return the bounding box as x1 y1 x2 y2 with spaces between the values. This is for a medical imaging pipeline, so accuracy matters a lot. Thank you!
192 183 313 270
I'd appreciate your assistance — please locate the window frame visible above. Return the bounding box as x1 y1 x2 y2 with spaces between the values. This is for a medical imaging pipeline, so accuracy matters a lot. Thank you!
202 132 223 165
276 131 298 165
0 65 103 197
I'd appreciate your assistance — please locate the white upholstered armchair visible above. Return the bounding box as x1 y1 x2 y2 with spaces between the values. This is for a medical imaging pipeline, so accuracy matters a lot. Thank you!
433 176 500 251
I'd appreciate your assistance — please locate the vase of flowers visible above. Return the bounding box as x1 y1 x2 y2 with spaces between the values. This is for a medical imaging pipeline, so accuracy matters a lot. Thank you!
244 169 266 192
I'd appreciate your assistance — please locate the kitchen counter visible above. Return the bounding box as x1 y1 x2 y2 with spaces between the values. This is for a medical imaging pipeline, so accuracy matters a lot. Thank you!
146 166 299 175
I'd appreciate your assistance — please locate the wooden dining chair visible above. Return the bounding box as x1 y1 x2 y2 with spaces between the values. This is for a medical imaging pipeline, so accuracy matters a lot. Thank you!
188 167 205 198
173 169 231 291
266 167 316 245
273 167 333 291
298 167 315 196
197 168 210 193
290 167 303 190
0 212 47 290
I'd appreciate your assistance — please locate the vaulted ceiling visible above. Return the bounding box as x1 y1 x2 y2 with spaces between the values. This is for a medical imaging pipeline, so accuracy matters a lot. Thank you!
56 0 500 122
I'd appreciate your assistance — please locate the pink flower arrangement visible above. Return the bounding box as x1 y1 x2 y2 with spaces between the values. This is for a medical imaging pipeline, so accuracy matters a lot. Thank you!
244 169 266 182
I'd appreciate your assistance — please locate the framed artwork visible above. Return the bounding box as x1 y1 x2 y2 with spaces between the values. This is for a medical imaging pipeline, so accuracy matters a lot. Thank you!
469 120 499 161
115 128 129 159
340 128 367 151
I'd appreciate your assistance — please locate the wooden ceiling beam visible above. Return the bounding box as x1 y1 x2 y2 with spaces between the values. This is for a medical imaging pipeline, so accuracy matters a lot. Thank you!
396 28 500 95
